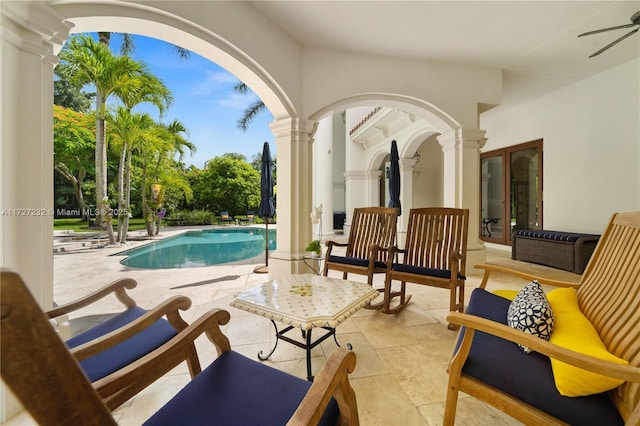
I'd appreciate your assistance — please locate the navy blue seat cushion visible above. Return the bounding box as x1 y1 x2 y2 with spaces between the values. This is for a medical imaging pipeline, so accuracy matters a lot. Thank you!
391 264 451 279
327 255 386 269
459 289 623 426
144 351 339 426
66 306 178 382
513 230 598 242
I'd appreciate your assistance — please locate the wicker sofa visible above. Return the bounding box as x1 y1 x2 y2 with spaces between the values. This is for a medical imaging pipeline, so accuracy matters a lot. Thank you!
512 230 600 274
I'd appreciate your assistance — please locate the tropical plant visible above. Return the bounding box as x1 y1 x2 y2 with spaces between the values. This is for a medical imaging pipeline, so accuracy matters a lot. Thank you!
112 73 173 242
53 105 96 220
60 34 156 243
54 64 94 113
61 34 178 243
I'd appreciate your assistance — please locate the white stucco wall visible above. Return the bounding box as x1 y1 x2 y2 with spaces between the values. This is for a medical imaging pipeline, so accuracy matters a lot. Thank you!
302 47 501 127
413 135 444 207
480 59 640 234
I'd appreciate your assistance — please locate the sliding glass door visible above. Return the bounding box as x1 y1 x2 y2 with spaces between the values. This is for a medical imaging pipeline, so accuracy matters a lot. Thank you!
480 140 543 245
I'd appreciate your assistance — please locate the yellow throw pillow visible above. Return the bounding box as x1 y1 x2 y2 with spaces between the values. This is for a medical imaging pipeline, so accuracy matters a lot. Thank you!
546 287 629 397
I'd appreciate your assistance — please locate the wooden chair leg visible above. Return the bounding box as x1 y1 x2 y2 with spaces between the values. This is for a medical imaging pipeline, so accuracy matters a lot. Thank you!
447 284 461 330
443 376 461 426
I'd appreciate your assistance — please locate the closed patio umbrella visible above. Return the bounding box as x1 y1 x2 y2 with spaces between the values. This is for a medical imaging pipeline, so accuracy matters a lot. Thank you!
389 139 401 216
255 141 275 274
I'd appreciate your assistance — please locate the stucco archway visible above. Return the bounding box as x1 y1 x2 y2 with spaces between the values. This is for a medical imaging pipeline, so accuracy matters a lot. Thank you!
51 1 294 120
307 92 485 261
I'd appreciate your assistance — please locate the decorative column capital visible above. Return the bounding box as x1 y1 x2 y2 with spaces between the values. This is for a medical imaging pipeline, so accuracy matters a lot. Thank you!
438 127 487 151
2 1 73 64
269 117 317 141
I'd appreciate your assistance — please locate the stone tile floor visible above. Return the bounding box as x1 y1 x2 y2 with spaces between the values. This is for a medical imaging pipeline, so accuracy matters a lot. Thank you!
6 226 581 425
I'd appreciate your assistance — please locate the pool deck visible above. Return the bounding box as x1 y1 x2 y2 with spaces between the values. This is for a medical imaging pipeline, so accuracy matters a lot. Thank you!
8 225 581 425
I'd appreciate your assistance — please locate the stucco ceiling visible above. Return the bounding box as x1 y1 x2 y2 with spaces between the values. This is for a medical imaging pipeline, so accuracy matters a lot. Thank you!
250 1 640 109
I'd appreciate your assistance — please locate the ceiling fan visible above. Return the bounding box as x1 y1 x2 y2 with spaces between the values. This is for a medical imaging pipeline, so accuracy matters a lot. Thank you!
578 10 640 57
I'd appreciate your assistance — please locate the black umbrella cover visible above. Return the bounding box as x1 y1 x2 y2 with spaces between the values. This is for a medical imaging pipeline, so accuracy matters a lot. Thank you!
389 139 401 216
258 141 275 219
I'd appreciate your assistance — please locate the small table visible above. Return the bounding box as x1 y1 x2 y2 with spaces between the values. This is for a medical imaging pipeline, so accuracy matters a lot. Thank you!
230 274 379 381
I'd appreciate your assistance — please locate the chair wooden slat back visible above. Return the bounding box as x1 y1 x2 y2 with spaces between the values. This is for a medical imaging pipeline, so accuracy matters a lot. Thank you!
1 269 117 425
404 208 469 274
381 208 469 324
346 207 398 262
323 207 398 291
575 212 640 418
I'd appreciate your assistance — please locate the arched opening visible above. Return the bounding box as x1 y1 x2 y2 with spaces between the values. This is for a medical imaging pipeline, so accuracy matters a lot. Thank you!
308 94 460 243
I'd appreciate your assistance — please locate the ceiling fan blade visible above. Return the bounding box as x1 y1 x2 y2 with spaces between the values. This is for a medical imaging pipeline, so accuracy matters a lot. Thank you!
589 28 639 57
578 23 636 37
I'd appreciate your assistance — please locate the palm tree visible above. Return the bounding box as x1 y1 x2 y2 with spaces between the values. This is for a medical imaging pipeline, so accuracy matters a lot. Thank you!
149 119 195 235
114 74 173 241
135 124 174 236
234 82 267 131
60 34 170 243
108 108 156 242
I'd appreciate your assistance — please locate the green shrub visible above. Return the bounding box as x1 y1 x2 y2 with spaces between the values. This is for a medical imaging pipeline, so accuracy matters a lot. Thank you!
184 210 215 225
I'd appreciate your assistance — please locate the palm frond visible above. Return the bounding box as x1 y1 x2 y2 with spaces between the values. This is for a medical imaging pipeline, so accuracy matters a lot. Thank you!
234 82 249 94
237 100 266 132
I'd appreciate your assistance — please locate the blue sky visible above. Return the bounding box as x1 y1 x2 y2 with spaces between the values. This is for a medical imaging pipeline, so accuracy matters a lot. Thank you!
108 34 274 168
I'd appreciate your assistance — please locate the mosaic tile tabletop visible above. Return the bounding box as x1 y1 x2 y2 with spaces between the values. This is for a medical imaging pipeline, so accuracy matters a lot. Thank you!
231 274 380 331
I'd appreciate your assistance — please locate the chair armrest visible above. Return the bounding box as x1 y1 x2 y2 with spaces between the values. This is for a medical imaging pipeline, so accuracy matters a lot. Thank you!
287 348 359 426
324 240 349 258
93 309 232 399
325 240 348 249
447 312 640 383
47 278 138 318
70 295 192 361
474 264 580 290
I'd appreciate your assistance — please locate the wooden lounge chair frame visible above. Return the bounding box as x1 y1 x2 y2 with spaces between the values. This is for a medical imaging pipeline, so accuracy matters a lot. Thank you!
382 208 468 326
323 207 398 294
45 277 199 411
1 269 360 426
444 211 640 425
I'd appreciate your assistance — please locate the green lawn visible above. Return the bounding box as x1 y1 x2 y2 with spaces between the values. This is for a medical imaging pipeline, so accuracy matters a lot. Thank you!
54 218 147 232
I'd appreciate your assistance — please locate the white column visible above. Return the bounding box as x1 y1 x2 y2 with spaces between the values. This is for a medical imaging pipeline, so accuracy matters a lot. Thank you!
438 128 487 270
313 115 334 240
1 2 72 421
269 117 317 276
397 157 417 246
343 170 382 235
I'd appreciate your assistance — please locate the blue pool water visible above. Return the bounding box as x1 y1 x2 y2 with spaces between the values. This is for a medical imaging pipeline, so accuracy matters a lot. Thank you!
115 228 276 269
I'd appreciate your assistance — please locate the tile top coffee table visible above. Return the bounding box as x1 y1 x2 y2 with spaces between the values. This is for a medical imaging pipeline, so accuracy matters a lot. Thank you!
230 273 379 380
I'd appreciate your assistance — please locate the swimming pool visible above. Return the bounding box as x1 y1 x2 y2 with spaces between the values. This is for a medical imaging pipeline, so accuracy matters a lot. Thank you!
115 228 276 269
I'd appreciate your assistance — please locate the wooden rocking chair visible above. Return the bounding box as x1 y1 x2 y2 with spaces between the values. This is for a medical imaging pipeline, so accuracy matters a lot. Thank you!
323 207 398 302
382 208 468 327
444 211 640 425
1 269 360 425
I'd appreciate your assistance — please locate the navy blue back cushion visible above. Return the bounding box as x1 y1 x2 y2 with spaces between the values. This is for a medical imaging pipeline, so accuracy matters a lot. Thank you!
460 289 623 426
327 255 386 269
66 306 178 382
144 351 339 426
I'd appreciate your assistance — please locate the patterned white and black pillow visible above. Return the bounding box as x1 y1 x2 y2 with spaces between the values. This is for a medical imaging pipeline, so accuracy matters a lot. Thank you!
507 280 554 353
